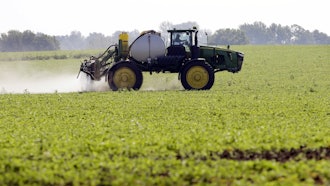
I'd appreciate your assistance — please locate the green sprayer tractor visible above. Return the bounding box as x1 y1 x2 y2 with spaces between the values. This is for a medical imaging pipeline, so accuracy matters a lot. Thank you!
77 27 244 90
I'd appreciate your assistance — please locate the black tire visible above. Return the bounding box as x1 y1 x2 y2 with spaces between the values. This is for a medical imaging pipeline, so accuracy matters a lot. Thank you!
108 62 143 91
180 60 214 90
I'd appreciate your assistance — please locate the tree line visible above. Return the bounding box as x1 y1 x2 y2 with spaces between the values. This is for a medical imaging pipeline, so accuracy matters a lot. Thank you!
1 21 329 52
0 30 60 52
238 22 330 45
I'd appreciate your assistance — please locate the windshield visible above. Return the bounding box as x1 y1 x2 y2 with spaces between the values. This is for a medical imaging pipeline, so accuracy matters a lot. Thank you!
171 32 191 46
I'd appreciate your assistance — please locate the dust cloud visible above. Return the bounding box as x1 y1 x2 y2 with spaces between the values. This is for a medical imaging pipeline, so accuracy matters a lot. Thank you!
141 74 184 91
0 62 110 94
0 73 111 94
0 62 183 94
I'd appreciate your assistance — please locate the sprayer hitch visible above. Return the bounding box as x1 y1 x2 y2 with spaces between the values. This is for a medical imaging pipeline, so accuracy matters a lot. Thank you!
77 59 93 78
77 44 118 81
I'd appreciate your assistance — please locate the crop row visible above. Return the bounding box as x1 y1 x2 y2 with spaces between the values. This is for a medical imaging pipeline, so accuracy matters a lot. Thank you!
0 45 329 185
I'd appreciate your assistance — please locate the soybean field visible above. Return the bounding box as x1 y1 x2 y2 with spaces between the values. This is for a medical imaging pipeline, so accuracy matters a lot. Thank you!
0 45 329 185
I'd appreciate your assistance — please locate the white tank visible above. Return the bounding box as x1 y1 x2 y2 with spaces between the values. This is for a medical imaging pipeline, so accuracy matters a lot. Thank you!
129 31 165 62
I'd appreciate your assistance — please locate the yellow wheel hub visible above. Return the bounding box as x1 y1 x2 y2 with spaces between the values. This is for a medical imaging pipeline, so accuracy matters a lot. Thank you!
113 67 136 89
186 66 209 89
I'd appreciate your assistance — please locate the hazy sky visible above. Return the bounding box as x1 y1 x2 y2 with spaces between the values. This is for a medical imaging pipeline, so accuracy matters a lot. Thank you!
1 0 329 36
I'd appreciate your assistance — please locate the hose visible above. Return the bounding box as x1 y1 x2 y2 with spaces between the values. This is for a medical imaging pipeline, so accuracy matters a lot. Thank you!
96 44 117 60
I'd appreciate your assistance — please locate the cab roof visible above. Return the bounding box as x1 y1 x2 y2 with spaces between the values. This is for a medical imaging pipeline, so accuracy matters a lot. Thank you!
167 28 197 33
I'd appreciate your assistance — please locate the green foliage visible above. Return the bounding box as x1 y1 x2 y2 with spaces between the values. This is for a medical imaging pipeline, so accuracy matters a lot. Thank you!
239 22 330 44
0 46 329 185
0 30 60 52
210 28 248 45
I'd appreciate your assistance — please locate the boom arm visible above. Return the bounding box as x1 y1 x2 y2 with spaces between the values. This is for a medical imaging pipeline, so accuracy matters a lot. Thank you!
77 44 118 80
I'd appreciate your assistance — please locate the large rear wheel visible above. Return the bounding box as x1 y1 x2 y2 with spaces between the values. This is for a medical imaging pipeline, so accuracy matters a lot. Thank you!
108 62 143 91
180 60 214 90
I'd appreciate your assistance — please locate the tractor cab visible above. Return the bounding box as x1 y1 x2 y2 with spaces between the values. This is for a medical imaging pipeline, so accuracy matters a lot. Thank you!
167 28 200 59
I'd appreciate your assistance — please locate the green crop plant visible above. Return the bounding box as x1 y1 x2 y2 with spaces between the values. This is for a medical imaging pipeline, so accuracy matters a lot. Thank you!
0 45 329 185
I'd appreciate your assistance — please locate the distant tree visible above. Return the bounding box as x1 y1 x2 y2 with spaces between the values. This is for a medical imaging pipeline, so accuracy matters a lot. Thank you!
69 31 85 49
312 30 330 44
290 24 315 44
85 32 110 49
5 21 328 51
33 33 59 51
22 30 36 51
209 28 248 45
173 21 199 30
268 23 292 44
128 30 140 44
159 21 173 33
1 30 22 51
0 30 59 51
238 21 330 44
159 21 174 45
239 22 270 44
56 31 85 50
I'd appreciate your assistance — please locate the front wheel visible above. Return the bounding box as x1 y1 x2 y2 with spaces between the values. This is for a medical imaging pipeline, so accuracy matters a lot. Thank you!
180 60 214 90
108 62 143 91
